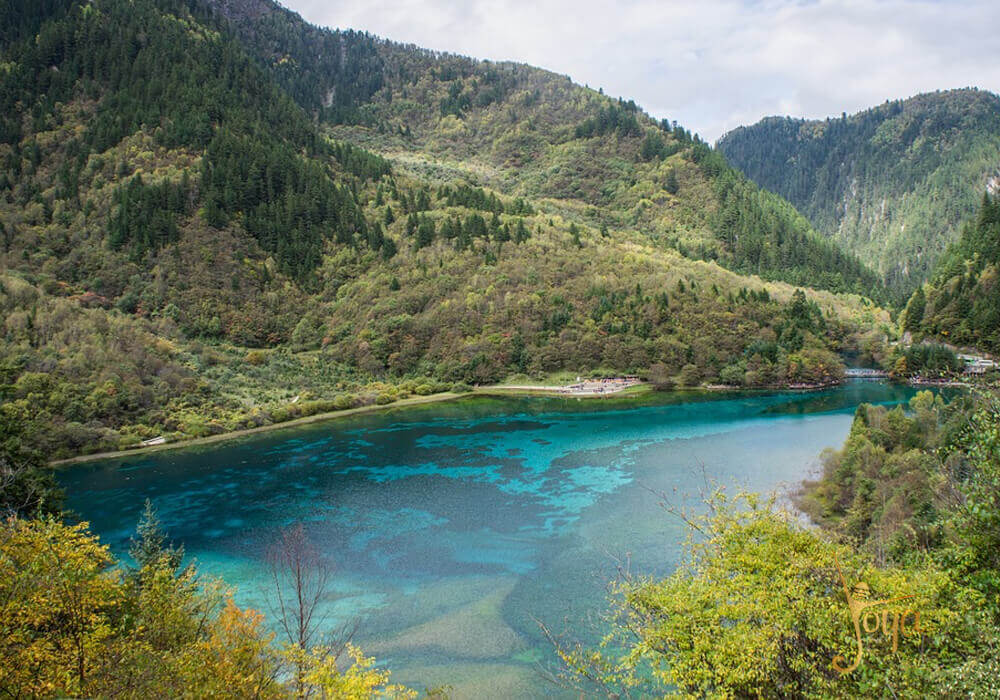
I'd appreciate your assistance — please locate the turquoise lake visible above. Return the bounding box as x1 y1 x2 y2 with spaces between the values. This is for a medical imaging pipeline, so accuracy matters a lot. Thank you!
60 382 932 697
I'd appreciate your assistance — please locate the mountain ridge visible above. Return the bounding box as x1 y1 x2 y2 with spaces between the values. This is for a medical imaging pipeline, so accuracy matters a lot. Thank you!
717 87 1000 299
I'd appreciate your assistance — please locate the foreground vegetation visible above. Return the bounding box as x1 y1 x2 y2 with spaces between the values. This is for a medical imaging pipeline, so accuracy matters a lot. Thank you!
0 513 415 697
547 389 1000 696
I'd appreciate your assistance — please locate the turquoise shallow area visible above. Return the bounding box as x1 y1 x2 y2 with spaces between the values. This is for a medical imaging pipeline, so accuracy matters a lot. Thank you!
60 382 933 697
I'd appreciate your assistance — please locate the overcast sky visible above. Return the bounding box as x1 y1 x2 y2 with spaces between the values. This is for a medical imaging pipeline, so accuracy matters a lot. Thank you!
282 0 1000 142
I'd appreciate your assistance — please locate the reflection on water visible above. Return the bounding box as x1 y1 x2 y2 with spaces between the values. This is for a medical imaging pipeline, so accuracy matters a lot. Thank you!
60 382 933 697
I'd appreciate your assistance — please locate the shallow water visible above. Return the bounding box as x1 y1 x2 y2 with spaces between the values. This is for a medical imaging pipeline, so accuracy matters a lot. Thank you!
61 382 931 697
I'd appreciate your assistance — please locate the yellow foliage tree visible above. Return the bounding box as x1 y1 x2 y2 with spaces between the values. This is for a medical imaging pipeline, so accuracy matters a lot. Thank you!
0 516 412 699
0 516 120 697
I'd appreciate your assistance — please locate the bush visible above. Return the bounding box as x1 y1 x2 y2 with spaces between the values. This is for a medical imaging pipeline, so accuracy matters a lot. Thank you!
553 491 992 697
117 434 142 449
648 362 675 391
451 383 473 393
270 407 291 423
375 393 396 405
719 363 746 386
414 384 434 396
677 363 701 387
179 417 211 437
244 350 268 366
298 400 336 417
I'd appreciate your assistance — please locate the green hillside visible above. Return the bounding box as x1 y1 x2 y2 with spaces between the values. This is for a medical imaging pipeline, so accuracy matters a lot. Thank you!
203 0 881 297
0 0 888 459
902 192 1000 351
718 89 1000 299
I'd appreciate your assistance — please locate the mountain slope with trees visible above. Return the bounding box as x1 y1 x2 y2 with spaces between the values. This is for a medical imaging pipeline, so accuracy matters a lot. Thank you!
902 192 1000 351
717 89 1000 299
0 0 888 463
202 0 882 298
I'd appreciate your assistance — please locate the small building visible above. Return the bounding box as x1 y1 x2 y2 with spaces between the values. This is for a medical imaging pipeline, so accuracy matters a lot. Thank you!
957 354 997 375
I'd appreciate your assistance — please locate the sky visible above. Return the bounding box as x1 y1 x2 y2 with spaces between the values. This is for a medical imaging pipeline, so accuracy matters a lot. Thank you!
281 0 1000 143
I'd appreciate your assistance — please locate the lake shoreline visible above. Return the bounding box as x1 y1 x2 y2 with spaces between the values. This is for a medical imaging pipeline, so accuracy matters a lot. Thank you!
51 391 468 467
51 383 654 467
50 376 902 467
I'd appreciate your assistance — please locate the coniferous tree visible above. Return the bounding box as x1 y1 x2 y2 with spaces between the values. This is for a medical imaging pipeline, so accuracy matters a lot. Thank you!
129 499 185 575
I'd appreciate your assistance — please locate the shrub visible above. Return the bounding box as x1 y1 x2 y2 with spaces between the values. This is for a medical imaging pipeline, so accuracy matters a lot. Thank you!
117 434 142 449
244 350 268 366
677 363 701 387
269 407 292 423
719 363 746 386
551 491 992 697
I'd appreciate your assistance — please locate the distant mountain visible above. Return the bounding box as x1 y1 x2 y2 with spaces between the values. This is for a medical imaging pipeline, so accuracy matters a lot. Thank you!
718 89 1000 299
1 0 885 457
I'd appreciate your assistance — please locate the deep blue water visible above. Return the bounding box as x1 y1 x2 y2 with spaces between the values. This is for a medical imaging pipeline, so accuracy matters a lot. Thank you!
60 382 931 697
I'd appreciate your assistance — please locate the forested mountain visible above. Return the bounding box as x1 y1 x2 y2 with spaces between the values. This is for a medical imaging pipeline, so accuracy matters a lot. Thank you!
0 0 888 459
203 0 880 297
718 89 1000 299
902 193 1000 351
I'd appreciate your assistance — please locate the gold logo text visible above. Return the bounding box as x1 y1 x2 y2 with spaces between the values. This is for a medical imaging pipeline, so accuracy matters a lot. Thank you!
832 555 921 675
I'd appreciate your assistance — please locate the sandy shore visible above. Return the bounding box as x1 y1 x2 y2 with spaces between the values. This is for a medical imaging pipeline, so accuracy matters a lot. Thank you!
483 381 645 396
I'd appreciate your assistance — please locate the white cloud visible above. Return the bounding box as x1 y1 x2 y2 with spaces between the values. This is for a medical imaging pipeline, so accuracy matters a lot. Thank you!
284 0 1000 141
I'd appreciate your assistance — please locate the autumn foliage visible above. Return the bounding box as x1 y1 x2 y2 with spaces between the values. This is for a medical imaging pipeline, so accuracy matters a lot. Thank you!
0 516 413 698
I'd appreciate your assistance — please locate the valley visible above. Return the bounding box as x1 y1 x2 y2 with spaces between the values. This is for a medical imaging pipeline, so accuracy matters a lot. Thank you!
2 0 999 698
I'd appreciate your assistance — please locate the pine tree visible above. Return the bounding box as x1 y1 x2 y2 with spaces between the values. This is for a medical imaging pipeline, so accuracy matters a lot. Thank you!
665 169 679 195
514 219 529 243
570 222 582 248
904 286 926 331
129 499 184 574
